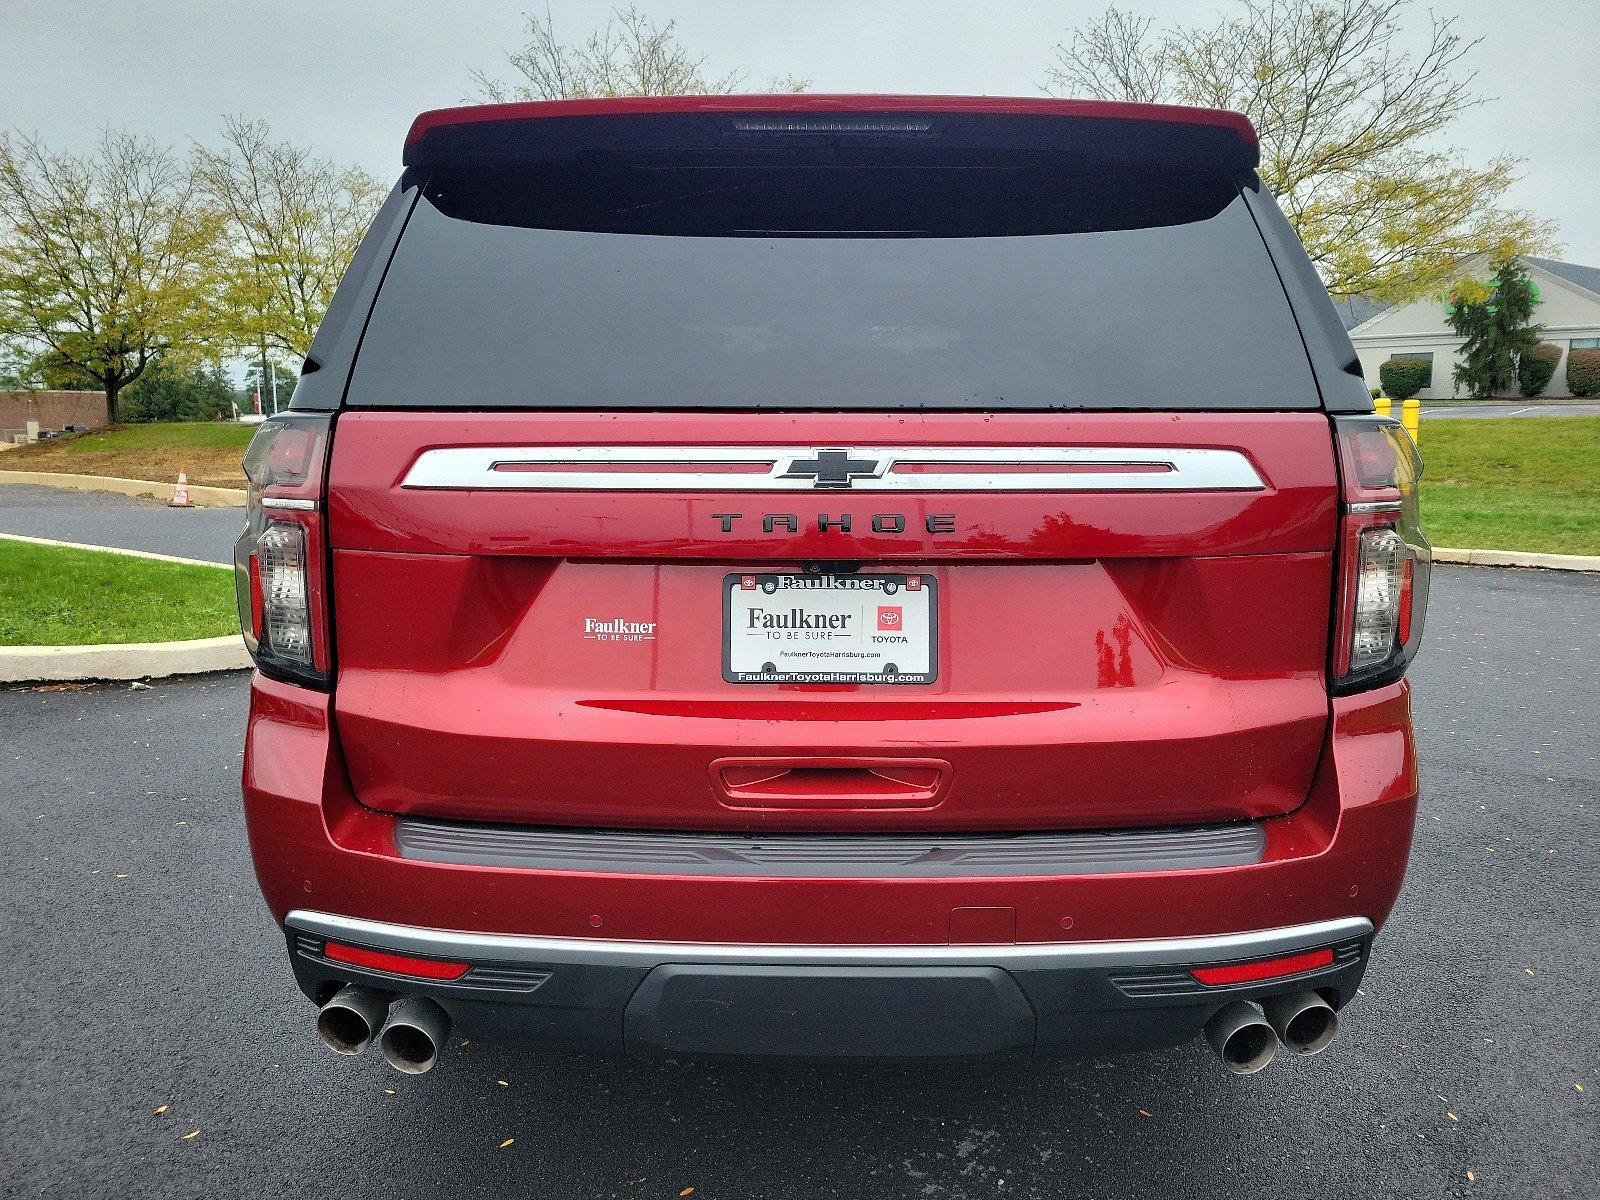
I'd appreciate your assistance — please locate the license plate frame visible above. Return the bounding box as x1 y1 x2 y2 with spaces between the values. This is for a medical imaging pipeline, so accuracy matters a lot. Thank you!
723 573 938 685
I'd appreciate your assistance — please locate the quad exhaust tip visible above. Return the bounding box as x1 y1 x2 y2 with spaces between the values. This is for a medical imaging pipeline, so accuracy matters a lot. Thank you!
1264 990 1339 1055
1204 1000 1279 1075
377 996 452 1075
316 985 391 1056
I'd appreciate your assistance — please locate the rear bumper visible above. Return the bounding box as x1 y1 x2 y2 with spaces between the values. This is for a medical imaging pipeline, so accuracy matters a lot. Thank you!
286 911 1372 1058
243 671 1418 1056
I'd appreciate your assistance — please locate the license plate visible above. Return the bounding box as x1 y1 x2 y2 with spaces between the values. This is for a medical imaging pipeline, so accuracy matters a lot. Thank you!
724 573 937 684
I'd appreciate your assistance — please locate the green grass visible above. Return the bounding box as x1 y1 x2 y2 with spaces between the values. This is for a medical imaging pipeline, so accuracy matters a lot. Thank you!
2 421 254 487
0 539 239 646
1420 417 1600 555
53 422 256 455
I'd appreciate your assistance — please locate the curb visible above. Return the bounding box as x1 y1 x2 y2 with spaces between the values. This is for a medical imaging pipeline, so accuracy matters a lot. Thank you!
1433 547 1600 573
0 531 229 569
0 635 250 684
0 469 245 507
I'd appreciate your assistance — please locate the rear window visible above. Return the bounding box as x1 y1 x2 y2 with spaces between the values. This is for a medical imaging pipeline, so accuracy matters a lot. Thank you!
347 135 1319 412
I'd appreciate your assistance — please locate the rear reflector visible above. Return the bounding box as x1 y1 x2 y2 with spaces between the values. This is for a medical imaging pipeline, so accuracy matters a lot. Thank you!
1397 557 1415 645
1191 947 1335 987
323 941 470 981
247 552 264 642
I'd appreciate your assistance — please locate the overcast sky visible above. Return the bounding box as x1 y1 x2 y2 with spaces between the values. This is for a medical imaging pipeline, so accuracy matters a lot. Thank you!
4 0 1597 265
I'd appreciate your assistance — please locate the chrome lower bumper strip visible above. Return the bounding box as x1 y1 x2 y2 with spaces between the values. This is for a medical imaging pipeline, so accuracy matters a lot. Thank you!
287 911 1372 971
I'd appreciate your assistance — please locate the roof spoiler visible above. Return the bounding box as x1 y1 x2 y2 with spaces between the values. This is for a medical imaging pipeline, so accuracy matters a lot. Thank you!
403 94 1259 172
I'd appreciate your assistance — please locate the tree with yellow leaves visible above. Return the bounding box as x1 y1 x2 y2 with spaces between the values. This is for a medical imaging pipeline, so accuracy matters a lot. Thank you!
0 131 222 424
192 117 386 382
1045 0 1554 303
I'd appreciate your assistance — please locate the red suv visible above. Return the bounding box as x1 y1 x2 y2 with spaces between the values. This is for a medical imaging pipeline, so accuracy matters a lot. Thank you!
236 96 1428 1076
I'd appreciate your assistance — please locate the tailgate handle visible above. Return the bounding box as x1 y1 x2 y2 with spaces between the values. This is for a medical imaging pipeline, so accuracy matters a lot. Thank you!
711 757 951 810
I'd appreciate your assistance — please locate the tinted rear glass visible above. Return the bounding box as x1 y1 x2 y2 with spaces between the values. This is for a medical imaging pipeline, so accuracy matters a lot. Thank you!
348 160 1318 411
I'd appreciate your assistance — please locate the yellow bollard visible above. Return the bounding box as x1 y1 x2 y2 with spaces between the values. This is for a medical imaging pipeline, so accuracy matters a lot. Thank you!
1374 396 1392 418
1401 396 1420 445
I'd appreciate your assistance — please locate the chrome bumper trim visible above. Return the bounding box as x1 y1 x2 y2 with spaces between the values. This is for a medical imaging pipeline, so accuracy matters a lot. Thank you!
286 911 1372 971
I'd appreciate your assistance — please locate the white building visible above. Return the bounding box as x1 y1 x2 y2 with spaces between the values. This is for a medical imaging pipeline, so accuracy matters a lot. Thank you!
1344 256 1600 399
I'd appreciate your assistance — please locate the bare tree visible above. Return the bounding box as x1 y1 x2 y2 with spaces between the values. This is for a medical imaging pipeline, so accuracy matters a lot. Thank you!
471 5 807 101
192 117 385 373
0 131 220 423
1045 0 1554 301
1049 8 1170 105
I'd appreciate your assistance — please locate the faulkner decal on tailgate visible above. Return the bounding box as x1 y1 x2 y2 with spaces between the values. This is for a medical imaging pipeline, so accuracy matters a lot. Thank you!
583 617 658 643
724 574 937 684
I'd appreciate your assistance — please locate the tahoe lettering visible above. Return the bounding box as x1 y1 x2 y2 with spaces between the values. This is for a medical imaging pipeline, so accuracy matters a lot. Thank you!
712 513 956 534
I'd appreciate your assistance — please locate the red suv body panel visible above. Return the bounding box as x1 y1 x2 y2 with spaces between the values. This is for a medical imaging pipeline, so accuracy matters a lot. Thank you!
246 672 1416 945
326 411 1338 833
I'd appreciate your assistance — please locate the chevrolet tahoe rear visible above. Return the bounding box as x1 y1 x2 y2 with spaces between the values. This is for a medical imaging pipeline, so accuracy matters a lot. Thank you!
236 95 1429 1074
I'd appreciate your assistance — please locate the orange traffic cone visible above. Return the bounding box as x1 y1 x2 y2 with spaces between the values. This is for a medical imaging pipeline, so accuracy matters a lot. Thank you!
169 471 194 508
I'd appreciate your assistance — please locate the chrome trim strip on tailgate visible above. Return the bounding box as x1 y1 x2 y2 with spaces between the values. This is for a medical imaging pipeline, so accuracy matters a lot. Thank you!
286 912 1373 970
399 445 1266 492
392 819 1267 877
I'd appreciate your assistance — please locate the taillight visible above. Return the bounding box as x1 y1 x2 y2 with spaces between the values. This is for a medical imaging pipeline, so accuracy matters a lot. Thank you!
1331 416 1430 693
233 414 333 689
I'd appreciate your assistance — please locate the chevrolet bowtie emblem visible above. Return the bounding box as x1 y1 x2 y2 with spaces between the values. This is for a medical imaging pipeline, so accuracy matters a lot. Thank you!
779 449 886 489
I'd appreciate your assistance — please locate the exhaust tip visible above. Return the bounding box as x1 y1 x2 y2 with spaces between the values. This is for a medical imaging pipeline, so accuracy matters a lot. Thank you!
378 996 451 1075
381 1025 439 1074
1266 991 1339 1055
316 985 390 1056
1204 1000 1279 1075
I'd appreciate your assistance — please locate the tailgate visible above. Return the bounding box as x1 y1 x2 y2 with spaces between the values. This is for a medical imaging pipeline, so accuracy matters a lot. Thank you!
326 410 1338 832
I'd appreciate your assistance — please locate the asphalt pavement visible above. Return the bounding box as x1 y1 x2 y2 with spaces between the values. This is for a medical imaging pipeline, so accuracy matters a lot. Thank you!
1 565 1595 1199
0 483 241 563
1419 402 1600 419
